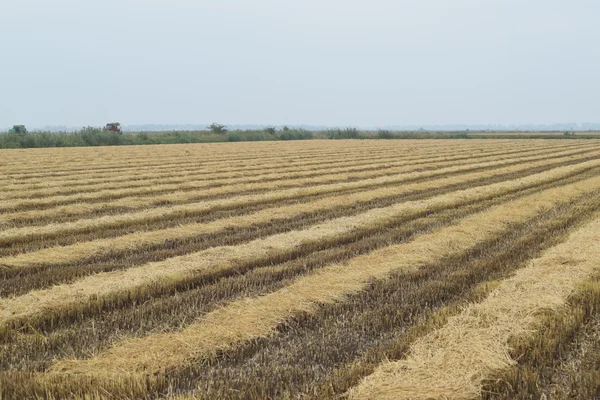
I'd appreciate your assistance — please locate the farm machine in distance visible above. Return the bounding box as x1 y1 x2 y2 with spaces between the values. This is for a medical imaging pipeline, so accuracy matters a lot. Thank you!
104 122 122 134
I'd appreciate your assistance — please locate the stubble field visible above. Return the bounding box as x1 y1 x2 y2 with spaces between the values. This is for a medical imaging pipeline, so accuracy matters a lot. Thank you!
1 139 599 399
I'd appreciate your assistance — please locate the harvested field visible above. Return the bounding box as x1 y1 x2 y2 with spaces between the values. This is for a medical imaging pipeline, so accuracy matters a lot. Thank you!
1 139 599 399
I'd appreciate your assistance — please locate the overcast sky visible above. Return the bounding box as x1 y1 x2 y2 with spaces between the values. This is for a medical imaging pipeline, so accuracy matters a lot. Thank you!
1 0 599 128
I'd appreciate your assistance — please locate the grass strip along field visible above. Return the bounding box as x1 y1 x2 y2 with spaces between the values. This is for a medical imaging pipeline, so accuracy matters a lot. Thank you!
0 139 599 399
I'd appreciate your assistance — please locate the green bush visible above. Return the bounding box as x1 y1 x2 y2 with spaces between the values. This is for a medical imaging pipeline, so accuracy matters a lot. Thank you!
278 129 313 140
227 132 242 142
376 130 394 139
325 128 360 139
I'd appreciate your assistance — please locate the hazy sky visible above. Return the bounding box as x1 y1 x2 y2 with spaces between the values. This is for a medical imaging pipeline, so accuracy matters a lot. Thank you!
2 0 599 128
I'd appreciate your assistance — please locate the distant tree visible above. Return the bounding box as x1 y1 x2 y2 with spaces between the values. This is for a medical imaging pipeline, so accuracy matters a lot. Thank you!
282 125 290 132
264 126 277 135
208 123 228 134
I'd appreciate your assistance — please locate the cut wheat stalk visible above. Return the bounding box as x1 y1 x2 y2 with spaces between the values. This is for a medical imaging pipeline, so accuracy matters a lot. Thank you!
46 173 600 377
2 151 598 247
348 216 600 400
2 142 586 213
2 166 599 341
1 143 558 200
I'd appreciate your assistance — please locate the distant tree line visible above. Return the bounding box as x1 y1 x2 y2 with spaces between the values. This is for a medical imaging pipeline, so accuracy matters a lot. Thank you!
0 124 597 149
0 124 315 149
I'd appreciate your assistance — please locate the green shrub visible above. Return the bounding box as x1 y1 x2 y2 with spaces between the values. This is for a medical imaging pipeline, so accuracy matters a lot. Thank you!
377 130 394 139
279 129 313 140
325 128 360 139
227 132 242 142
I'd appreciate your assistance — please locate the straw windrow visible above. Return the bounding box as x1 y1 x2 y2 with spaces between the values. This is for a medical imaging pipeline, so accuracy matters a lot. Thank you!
48 177 600 376
3 153 598 269
2 139 599 399
2 143 593 214
1 140 585 198
2 150 598 253
348 218 600 400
